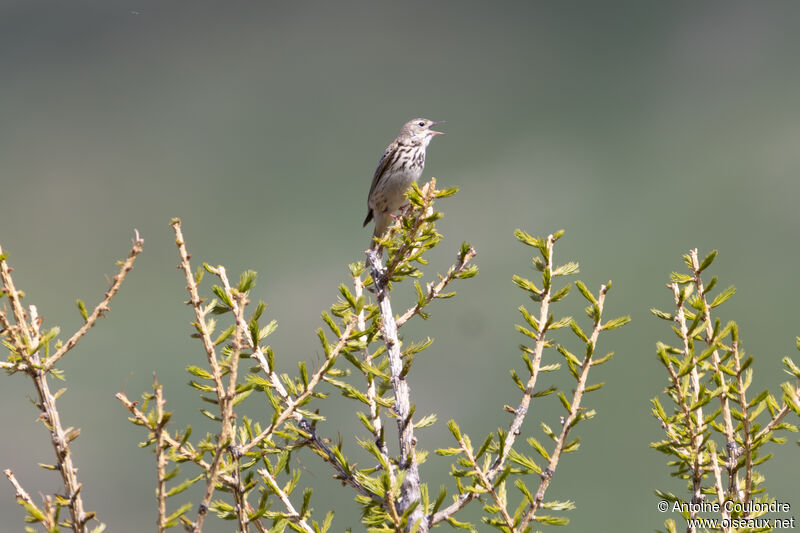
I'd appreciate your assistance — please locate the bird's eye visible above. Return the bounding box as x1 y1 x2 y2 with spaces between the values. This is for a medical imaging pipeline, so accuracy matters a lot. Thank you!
418 121 425 127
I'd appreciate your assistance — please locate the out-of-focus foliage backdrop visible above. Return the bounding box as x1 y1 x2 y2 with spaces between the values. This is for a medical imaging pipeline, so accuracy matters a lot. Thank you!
2 1 800 531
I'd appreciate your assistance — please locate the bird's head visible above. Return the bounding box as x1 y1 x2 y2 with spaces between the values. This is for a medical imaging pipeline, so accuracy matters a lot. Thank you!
400 118 445 144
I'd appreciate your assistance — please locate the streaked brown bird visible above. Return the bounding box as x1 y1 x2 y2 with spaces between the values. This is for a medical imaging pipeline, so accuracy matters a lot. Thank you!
363 118 444 245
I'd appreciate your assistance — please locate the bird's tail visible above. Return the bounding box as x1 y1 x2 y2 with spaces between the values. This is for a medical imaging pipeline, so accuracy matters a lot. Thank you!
368 212 392 251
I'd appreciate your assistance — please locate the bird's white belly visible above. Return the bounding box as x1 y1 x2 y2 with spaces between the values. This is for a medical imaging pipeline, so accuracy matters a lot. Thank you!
376 170 417 212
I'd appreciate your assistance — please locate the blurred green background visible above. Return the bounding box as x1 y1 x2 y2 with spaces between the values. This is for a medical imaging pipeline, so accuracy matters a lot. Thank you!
2 1 800 531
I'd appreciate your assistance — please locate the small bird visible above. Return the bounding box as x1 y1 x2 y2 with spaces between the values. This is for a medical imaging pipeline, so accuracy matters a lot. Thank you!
363 118 444 245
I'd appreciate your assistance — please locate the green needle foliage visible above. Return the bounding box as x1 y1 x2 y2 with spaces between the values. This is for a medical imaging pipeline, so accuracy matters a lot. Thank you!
1 185 633 533
5 177 800 533
115 183 631 533
119 219 364 533
324 180 479 532
1 234 143 533
431 229 629 532
651 249 800 533
118 182 483 533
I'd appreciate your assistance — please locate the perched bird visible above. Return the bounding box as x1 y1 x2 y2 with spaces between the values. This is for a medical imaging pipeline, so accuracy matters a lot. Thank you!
363 118 444 245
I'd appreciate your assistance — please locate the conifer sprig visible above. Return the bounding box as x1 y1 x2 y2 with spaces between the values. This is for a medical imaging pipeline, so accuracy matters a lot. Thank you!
652 249 800 533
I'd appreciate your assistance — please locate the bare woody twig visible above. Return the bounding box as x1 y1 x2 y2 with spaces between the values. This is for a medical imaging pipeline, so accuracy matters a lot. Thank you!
366 248 426 533
116 392 223 479
754 392 800 443
117 388 273 533
3 469 35 508
688 250 738 488
118 389 266 531
30 312 89 532
0 244 32 344
731 340 753 504
708 445 732 531
231 448 249 533
154 378 169 533
396 246 477 328
652 250 800 532
170 229 239 531
191 273 245 533
353 273 398 511
361 182 476 528
1 232 143 533
44 231 144 371
170 219 357 531
171 220 227 414
217 277 250 533
239 316 355 455
4 469 57 531
303 423 384 501
171 220 251 531
519 284 608 530
671 281 705 514
431 233 558 527
172 220 356 458
457 435 515 531
258 469 315 533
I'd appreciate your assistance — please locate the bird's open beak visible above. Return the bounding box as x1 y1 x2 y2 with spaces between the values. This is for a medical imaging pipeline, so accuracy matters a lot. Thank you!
429 120 445 136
